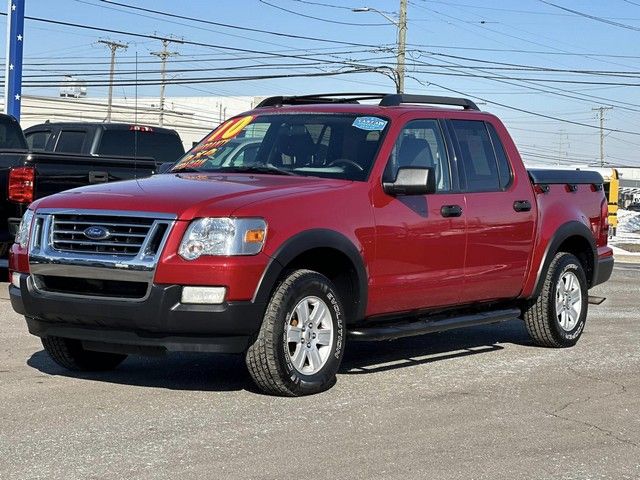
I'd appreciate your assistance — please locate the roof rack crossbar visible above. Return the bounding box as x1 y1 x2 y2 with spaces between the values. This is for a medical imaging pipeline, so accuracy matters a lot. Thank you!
256 93 387 108
255 93 480 111
379 94 479 110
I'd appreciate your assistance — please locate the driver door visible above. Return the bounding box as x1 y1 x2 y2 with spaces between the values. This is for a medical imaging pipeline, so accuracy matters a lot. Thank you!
370 118 467 315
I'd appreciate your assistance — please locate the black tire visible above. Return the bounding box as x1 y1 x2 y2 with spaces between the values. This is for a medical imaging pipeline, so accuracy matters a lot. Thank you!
41 336 127 371
523 252 589 347
245 269 346 396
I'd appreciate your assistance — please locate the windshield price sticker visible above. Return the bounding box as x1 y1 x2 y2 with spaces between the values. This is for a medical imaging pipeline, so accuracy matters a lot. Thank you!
352 116 388 131
174 115 256 170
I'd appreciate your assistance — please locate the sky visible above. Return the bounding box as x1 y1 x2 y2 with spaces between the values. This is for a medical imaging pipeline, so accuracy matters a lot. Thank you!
2 0 640 167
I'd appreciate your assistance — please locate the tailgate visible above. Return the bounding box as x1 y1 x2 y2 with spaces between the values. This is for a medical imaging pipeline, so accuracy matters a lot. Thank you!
28 152 157 200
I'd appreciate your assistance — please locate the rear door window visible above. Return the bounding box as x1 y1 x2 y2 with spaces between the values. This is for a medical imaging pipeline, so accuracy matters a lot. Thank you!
55 130 87 153
451 120 502 192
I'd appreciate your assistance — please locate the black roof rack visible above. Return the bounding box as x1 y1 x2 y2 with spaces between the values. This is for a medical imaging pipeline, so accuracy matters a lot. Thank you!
256 93 480 110
379 94 479 110
256 93 387 108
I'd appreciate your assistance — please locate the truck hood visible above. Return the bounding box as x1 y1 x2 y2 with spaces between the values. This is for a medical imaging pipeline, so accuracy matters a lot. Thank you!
34 173 349 220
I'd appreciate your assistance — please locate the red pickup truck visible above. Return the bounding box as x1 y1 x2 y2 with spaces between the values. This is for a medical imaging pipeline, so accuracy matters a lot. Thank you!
9 94 613 396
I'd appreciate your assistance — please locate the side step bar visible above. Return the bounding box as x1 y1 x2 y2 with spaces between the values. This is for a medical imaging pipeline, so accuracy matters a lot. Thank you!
348 307 521 342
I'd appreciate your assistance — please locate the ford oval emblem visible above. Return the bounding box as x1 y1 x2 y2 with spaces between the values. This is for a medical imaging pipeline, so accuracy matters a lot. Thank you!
83 226 111 240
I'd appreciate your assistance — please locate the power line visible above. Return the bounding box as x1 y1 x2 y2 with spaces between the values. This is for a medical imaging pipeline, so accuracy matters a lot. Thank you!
0 12 382 69
257 0 389 26
98 0 387 45
539 0 640 32
424 80 640 137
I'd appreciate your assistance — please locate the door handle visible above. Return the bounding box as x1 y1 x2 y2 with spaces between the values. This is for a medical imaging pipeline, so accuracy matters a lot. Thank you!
440 204 463 218
513 200 532 212
89 171 109 184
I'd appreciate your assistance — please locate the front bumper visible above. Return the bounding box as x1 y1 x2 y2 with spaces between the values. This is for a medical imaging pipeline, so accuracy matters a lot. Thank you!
10 273 265 353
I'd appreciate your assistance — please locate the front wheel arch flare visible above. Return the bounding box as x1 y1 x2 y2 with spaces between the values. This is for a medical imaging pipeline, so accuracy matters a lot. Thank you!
253 229 368 322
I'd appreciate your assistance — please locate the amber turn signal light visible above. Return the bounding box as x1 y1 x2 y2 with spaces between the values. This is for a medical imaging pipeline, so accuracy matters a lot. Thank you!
245 229 265 243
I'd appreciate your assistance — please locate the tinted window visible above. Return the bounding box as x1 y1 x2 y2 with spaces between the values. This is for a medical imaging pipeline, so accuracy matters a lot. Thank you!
0 116 27 150
25 130 52 151
452 120 500 192
97 130 185 163
384 119 451 192
55 130 86 153
487 123 512 189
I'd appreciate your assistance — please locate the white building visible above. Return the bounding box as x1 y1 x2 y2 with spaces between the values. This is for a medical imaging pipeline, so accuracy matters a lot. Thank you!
5 95 264 149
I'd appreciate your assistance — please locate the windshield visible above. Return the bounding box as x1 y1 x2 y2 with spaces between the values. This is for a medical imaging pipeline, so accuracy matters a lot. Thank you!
171 113 389 181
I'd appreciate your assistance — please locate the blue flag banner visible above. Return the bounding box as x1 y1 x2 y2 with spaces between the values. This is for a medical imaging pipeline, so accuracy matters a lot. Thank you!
4 0 25 121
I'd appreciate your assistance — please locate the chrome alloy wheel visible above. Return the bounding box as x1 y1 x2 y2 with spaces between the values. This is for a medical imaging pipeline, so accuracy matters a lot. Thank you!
555 271 582 332
286 296 334 375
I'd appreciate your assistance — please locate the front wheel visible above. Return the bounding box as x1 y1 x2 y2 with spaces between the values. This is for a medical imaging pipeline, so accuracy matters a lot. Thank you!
523 252 589 347
245 269 346 396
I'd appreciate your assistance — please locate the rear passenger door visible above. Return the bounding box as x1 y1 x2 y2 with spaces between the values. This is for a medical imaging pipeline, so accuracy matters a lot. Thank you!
448 119 535 302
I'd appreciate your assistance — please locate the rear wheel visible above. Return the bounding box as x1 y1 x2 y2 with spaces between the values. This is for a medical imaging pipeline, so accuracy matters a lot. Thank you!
523 252 588 347
41 336 127 371
245 269 346 396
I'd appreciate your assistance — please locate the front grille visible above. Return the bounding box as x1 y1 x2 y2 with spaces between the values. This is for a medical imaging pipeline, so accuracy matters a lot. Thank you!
51 213 158 256
36 275 148 299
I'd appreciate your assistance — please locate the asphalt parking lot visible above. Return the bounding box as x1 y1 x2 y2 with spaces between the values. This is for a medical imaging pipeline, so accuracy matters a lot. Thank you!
0 264 638 480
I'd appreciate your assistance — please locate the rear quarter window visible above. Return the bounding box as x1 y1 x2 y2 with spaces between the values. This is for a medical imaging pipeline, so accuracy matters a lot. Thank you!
55 130 87 153
97 130 185 163
25 130 52 151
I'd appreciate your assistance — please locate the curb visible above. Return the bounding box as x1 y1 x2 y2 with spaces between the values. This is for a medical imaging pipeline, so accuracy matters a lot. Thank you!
614 255 640 265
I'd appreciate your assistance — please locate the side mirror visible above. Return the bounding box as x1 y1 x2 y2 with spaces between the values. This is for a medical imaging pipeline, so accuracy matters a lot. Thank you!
157 162 175 174
383 167 436 196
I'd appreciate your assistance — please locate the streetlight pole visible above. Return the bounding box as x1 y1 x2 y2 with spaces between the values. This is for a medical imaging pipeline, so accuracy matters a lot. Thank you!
353 1 408 93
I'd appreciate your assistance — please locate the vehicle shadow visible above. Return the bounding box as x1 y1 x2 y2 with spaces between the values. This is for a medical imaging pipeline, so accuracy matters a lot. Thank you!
27 349 256 393
26 320 532 392
341 319 532 374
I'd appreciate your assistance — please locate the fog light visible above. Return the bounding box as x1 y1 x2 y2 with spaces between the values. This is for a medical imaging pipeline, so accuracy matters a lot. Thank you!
181 286 226 304
11 272 21 288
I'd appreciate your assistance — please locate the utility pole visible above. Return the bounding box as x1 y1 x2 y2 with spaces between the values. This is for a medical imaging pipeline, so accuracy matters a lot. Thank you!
98 39 127 123
556 129 567 166
352 1 408 93
151 39 178 127
593 106 613 167
397 0 408 93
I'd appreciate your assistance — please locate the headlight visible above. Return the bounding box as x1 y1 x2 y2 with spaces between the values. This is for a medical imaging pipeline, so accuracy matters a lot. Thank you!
178 218 267 260
15 209 34 249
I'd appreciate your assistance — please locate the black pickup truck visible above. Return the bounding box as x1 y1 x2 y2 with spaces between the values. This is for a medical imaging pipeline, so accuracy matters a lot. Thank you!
0 117 185 266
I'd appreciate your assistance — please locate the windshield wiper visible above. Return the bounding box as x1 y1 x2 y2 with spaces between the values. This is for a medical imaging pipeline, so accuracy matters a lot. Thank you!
171 167 203 173
215 165 297 176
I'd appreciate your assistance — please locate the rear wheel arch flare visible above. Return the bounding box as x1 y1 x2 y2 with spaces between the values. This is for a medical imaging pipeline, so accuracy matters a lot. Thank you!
533 221 597 297
254 229 368 323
